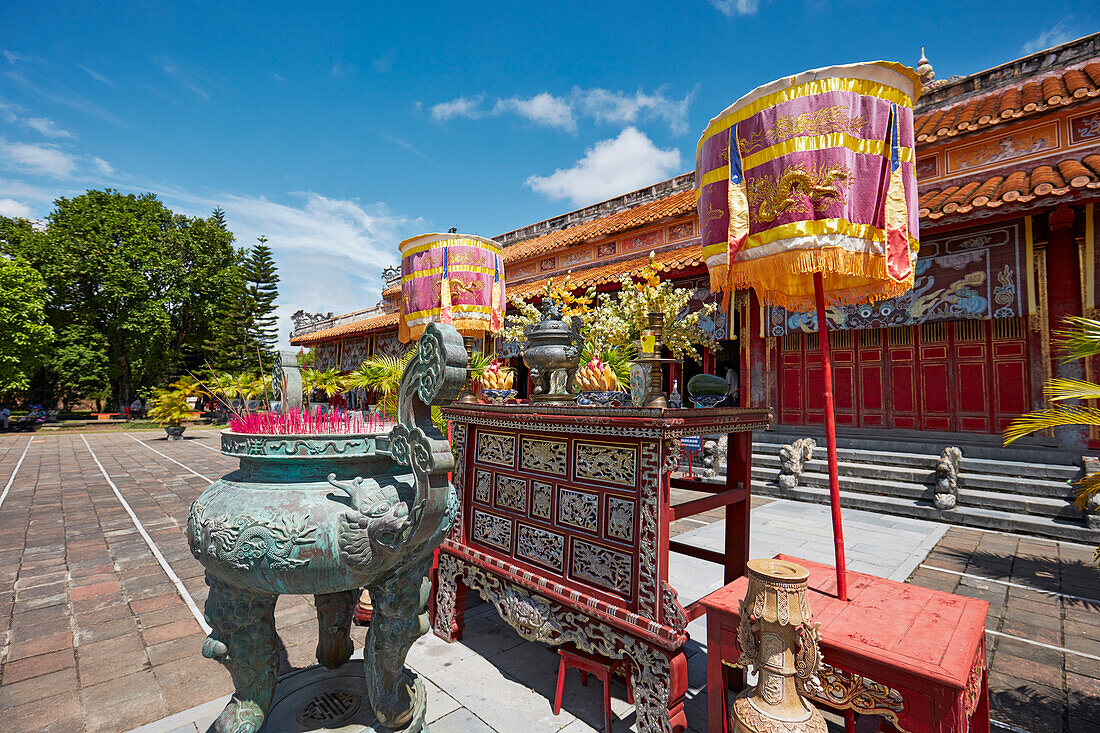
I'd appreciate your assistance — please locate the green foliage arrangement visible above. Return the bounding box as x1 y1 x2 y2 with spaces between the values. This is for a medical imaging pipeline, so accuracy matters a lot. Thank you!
147 388 194 427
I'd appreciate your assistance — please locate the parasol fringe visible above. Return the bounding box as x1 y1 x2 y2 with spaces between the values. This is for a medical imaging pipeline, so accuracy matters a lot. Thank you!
724 247 915 312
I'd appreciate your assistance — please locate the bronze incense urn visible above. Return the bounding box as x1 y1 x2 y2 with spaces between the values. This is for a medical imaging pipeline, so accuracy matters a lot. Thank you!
522 300 583 405
186 322 466 733
732 558 826 733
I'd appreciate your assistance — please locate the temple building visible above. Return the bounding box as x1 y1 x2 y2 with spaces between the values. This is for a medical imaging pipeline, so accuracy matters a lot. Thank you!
292 34 1100 450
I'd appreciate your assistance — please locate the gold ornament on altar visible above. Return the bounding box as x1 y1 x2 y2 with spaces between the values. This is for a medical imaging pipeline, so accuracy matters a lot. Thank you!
732 559 826 733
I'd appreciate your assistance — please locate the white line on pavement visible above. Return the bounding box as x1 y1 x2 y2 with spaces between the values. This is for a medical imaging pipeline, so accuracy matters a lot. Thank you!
919 564 1100 606
126 433 213 482
81 434 211 634
991 719 1035 733
986 628 1100 662
0 436 33 511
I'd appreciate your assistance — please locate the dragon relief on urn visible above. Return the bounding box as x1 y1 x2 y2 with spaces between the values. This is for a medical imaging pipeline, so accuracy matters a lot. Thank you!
522 299 583 404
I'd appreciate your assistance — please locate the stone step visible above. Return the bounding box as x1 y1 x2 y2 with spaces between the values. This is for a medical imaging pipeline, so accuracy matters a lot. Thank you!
754 429 1080 466
751 481 1100 544
751 453 1078 498
750 467 1082 520
750 442 1080 481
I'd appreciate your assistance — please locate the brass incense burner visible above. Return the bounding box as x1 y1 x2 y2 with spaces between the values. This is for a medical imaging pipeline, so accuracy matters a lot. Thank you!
732 558 826 733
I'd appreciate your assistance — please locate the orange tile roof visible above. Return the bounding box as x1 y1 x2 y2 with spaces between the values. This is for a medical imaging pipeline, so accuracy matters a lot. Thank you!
290 310 399 346
915 62 1100 144
918 152 1100 219
501 189 696 264
507 244 704 298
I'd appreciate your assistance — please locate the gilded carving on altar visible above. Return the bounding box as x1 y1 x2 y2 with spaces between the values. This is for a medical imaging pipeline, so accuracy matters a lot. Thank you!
558 488 598 532
472 510 512 551
520 437 566 475
476 432 515 466
494 474 527 513
531 481 552 519
574 442 637 486
606 496 635 542
571 539 632 596
516 523 564 571
474 469 491 504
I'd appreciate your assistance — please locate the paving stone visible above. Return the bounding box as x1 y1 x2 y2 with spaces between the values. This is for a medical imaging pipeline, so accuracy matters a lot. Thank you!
2 647 76 683
0 666 79 709
5 691 83 733
429 708 499 732
6 629 74 661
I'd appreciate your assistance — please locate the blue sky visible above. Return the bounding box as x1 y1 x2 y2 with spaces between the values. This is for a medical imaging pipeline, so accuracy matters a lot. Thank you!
1 1 1096 346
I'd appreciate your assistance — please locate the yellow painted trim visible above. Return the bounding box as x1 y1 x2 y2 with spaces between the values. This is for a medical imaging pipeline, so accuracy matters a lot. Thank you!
405 304 495 320
401 236 503 258
697 76 915 155
740 133 913 170
1086 204 1095 311
698 167 729 194
744 218 885 249
1025 216 1036 317
401 265 499 283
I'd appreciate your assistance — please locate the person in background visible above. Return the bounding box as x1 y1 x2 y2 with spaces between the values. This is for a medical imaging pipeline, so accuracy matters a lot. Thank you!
725 365 740 406
0 406 9 430
130 397 143 419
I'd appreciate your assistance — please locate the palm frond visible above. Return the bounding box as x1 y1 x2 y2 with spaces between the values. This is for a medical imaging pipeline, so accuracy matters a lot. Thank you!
1003 405 1100 445
345 353 413 394
1072 471 1100 511
1043 378 1100 403
1054 316 1100 363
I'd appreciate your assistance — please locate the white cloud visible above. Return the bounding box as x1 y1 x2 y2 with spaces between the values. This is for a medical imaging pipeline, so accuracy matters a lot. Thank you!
710 0 760 16
372 53 393 74
155 55 209 100
3 50 31 66
22 116 71 138
157 187 424 347
431 95 486 121
0 197 36 218
0 141 77 177
493 93 576 132
78 64 112 84
576 87 695 135
91 156 113 174
1023 20 1075 54
433 87 694 134
525 127 682 207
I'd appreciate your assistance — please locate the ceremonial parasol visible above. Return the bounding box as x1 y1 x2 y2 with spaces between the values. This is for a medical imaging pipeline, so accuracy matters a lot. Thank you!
398 232 506 400
696 62 921 600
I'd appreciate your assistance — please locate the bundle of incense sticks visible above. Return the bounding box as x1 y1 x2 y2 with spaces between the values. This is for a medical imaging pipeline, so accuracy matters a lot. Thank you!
229 407 393 434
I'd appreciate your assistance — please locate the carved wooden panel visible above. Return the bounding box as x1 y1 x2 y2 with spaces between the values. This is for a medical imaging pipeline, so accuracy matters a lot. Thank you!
516 523 564 571
574 442 637 487
571 538 633 596
472 510 512 551
474 469 491 504
606 496 635 543
558 488 599 533
531 481 552 520
520 437 567 475
494 475 527 513
476 432 516 467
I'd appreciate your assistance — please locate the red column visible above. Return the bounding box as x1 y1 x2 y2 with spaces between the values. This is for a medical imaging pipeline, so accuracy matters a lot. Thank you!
1046 207 1086 448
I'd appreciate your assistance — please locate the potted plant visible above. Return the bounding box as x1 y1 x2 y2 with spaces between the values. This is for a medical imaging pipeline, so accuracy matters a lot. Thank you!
148 387 193 440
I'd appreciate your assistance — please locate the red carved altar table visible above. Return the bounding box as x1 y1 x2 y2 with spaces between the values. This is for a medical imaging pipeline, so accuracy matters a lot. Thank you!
700 555 990 733
431 404 772 732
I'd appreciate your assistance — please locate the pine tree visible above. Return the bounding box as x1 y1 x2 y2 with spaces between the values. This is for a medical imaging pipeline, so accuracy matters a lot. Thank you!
243 236 280 353
206 257 254 373
211 206 228 230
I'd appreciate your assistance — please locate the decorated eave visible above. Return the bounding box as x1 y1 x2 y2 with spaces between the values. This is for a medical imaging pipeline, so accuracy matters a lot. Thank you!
290 310 399 347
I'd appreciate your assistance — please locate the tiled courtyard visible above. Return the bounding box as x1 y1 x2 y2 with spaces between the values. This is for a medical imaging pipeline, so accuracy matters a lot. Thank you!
0 429 1097 732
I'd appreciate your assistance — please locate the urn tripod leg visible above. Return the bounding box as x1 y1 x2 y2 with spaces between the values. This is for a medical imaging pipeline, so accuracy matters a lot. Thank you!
315 588 358 669
365 557 432 729
201 574 279 733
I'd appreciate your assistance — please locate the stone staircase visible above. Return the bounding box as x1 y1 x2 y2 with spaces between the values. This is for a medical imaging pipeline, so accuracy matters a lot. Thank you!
742 427 1097 543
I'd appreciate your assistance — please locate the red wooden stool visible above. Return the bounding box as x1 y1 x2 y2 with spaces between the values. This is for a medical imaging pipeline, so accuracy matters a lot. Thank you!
553 645 633 733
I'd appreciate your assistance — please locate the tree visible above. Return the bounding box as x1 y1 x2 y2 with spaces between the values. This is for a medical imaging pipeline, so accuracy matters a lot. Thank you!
51 324 110 409
3 190 238 405
206 261 255 373
0 252 54 395
211 206 228 230
243 236 280 353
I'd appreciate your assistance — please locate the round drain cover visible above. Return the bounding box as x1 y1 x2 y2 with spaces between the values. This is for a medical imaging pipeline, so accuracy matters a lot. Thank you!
296 689 362 728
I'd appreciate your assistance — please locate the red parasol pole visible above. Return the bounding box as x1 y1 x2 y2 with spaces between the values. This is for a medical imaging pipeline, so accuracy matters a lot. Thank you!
813 272 848 602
